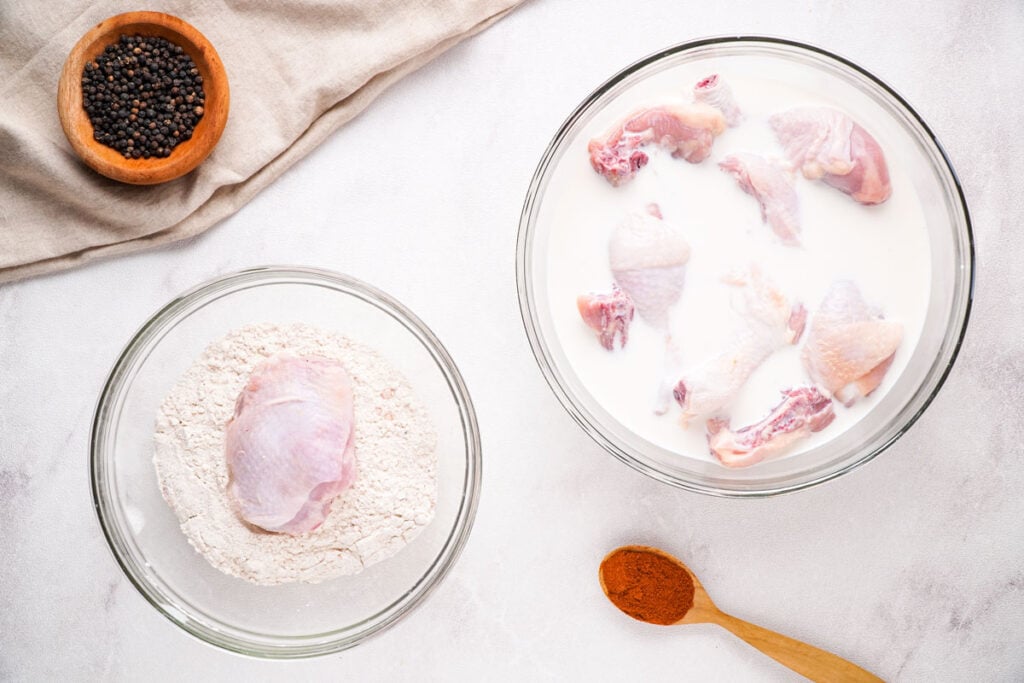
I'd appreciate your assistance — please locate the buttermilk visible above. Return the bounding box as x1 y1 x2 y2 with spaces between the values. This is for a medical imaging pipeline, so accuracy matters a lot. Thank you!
538 59 931 464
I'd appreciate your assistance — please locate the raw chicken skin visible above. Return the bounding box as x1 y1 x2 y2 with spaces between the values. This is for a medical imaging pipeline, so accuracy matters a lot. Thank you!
577 285 635 350
225 354 356 535
589 103 726 186
673 267 805 425
719 153 801 245
802 281 903 406
693 74 742 127
707 386 835 468
609 204 691 331
770 106 891 205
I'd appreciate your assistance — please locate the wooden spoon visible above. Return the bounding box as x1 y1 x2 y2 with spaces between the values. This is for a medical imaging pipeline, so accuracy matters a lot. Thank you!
599 545 883 683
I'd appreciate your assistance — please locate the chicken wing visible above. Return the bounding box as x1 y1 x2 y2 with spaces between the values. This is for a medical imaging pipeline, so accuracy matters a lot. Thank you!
577 285 635 351
589 103 726 186
720 153 801 245
693 74 742 127
707 386 835 468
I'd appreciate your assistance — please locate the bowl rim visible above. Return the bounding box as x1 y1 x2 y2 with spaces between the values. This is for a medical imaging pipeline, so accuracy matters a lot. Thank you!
90 266 482 657
57 11 230 185
515 34 975 497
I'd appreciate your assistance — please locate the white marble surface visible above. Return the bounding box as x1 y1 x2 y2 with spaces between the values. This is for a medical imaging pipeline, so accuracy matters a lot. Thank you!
2 0 1023 680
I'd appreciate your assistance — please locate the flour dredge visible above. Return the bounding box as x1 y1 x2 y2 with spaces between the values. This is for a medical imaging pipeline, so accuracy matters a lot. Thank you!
153 323 438 585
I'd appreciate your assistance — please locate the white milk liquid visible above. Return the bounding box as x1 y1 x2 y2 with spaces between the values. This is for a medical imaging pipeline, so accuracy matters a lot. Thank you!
539 58 931 463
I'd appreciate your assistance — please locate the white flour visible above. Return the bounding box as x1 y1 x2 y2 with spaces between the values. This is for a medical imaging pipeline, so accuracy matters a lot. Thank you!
153 323 438 586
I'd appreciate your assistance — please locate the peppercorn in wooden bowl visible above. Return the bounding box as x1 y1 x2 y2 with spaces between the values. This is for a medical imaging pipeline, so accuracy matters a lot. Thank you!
57 11 228 185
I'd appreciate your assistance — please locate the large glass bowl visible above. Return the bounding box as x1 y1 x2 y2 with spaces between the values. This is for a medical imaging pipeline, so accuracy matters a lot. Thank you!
516 37 973 496
91 267 481 657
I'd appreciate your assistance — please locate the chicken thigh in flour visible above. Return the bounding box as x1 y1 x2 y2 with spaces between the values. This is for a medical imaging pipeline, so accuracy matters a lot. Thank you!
225 354 356 535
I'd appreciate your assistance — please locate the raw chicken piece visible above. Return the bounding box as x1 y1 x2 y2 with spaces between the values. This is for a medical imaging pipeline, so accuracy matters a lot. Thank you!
577 285 635 350
673 267 805 425
609 204 691 331
225 354 356 535
693 74 742 127
770 106 891 205
706 386 835 468
802 281 903 406
589 103 727 186
719 153 801 245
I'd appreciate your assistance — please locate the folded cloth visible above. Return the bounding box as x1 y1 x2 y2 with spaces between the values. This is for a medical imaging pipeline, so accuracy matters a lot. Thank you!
0 0 521 283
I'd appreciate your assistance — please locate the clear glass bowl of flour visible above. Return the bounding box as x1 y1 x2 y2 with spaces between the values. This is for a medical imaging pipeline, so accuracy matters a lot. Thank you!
517 37 974 496
91 267 481 657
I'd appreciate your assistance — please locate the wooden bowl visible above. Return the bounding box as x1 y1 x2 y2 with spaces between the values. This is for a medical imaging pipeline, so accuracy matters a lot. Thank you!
57 12 229 185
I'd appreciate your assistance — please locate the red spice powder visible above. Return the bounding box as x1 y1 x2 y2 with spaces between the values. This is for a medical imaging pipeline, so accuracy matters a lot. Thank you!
600 547 695 625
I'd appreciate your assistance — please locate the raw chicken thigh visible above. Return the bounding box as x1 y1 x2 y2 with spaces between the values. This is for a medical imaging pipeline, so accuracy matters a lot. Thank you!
719 153 801 245
225 354 356 535
673 267 805 425
693 74 742 127
802 281 903 406
577 285 635 350
608 204 691 331
589 103 726 186
706 386 835 468
770 106 891 205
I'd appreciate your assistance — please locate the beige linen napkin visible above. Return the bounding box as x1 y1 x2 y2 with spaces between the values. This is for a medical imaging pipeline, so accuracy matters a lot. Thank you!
0 0 521 283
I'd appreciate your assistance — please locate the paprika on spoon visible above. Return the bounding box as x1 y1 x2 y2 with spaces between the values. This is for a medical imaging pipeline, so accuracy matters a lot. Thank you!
599 545 883 683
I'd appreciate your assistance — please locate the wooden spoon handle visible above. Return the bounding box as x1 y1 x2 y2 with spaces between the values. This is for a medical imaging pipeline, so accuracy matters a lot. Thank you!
714 611 883 682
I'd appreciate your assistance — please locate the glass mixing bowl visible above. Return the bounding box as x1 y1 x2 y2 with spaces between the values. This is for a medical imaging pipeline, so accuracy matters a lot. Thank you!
91 267 481 657
517 37 973 496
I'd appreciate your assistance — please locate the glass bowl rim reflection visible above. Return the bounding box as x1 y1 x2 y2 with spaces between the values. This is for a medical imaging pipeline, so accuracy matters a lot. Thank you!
90 265 482 658
515 35 975 497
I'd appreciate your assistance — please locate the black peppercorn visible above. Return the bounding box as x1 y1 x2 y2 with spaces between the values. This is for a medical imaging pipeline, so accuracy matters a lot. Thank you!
80 34 205 160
